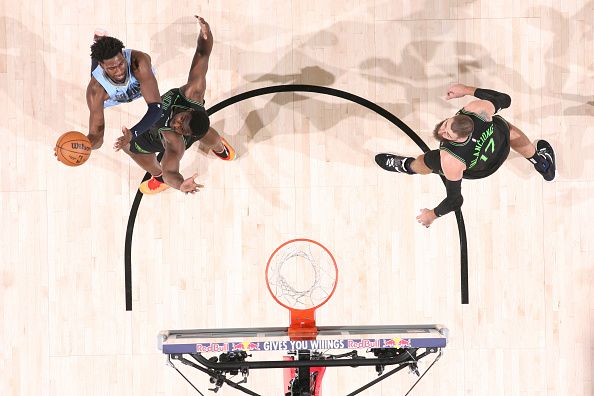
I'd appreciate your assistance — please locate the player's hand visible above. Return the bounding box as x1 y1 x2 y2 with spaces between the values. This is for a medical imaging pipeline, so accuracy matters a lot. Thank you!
114 127 132 151
180 173 204 194
195 15 210 40
446 84 470 100
416 208 437 228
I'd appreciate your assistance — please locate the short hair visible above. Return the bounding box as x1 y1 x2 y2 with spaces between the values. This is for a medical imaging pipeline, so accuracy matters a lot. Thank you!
451 114 474 138
90 37 125 62
189 109 210 137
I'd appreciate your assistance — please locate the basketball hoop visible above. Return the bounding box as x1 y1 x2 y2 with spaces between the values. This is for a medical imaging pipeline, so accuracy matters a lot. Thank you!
266 239 338 340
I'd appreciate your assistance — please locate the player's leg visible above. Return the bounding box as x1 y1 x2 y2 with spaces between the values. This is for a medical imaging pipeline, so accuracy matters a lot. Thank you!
199 126 236 161
410 154 433 175
122 145 170 194
375 151 437 175
122 146 161 175
507 121 555 181
508 121 536 158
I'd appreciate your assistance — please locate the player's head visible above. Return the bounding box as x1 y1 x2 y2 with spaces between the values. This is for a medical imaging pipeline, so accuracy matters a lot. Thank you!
433 114 473 142
170 109 210 137
188 109 210 137
90 37 127 83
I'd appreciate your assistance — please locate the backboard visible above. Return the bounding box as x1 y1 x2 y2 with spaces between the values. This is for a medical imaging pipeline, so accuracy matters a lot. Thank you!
159 325 447 354
158 324 448 395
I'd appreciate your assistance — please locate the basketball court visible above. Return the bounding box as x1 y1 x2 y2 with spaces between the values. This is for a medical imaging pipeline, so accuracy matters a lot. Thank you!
1 1 593 395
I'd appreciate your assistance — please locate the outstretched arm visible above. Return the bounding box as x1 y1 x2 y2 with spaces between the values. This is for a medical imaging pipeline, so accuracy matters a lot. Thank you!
129 51 163 139
135 51 161 105
160 132 203 193
416 151 465 227
446 83 511 117
179 15 213 103
115 52 163 150
86 79 107 149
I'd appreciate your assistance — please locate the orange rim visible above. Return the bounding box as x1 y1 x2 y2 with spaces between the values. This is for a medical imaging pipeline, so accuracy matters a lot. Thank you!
265 238 338 313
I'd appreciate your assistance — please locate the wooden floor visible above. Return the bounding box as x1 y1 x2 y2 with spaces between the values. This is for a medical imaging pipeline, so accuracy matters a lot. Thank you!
1 1 593 395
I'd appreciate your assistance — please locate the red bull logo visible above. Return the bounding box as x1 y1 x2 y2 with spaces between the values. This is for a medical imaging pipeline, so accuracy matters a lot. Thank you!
231 341 261 351
347 339 381 349
195 343 229 353
383 338 412 349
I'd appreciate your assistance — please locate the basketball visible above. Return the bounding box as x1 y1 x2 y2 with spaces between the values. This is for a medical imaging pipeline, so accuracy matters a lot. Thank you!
55 131 92 166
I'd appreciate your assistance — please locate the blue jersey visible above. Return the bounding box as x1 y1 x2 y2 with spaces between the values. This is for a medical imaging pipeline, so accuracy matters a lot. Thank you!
91 49 148 108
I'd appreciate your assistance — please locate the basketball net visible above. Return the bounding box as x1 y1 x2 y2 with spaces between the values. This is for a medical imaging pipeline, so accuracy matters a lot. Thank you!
266 239 338 340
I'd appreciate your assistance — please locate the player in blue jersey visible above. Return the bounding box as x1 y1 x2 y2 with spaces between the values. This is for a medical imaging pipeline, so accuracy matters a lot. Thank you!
86 34 163 149
375 83 556 228
113 16 236 195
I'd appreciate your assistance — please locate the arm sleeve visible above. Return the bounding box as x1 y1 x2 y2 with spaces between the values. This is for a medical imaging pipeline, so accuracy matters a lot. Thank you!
130 102 163 139
474 88 511 113
434 179 464 217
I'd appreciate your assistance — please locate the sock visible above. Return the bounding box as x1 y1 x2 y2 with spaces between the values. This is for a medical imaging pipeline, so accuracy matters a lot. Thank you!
527 151 549 173
403 157 416 174
154 173 165 183
214 145 229 157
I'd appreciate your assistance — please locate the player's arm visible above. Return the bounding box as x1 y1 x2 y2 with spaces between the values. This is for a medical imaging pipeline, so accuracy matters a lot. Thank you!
160 132 202 194
86 79 107 149
160 132 186 189
435 151 465 215
446 83 511 117
417 151 465 227
127 51 162 140
179 15 213 103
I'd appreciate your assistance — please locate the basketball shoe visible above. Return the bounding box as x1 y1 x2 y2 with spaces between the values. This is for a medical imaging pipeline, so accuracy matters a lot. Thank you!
139 176 170 195
93 28 109 42
374 153 415 174
534 140 556 181
213 137 236 161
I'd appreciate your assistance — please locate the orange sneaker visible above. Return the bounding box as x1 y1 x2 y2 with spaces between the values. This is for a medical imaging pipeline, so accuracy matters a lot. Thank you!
212 137 236 161
139 176 170 195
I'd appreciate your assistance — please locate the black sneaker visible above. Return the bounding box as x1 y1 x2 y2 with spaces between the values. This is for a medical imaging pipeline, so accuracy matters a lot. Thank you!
374 153 413 174
535 140 556 181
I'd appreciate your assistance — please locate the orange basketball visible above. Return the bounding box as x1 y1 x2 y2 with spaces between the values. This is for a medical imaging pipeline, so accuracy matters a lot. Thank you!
55 131 92 166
